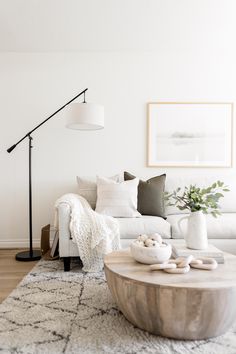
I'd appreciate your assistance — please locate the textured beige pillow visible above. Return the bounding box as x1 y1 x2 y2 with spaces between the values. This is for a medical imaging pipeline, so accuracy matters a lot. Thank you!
77 174 123 209
95 176 141 217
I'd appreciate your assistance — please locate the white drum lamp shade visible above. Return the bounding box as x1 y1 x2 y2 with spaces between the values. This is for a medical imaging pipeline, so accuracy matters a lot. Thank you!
66 103 104 130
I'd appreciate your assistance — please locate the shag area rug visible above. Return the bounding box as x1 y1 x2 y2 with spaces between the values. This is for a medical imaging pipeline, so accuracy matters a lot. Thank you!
0 259 236 354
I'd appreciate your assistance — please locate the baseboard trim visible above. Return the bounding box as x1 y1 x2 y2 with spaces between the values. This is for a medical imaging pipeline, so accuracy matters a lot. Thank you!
0 239 41 248
0 228 57 249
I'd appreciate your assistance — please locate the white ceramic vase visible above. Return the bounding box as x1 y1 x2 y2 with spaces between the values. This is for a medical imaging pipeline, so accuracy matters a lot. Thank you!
178 210 208 250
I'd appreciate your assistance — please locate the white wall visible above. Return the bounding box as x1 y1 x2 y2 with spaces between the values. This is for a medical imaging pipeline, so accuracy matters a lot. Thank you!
1 46 236 246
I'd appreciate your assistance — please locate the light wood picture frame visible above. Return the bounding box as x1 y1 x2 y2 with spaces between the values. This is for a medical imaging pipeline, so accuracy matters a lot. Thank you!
147 102 233 168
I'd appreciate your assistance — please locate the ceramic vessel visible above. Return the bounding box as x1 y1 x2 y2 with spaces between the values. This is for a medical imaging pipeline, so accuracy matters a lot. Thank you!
178 210 208 250
130 241 172 264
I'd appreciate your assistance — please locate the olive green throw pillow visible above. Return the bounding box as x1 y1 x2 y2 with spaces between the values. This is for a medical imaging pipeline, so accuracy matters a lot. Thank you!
124 171 166 218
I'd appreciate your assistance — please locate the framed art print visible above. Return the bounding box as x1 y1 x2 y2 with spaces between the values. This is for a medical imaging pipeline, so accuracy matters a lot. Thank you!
147 102 233 167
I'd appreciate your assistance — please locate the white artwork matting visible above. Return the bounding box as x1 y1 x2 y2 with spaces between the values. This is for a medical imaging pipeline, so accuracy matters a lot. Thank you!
147 103 233 167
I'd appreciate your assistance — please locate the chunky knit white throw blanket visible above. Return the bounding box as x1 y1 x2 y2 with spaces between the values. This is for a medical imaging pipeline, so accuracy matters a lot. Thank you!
55 193 120 272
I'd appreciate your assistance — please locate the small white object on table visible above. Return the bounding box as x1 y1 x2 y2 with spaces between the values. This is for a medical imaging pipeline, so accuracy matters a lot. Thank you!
130 233 172 265
130 234 218 273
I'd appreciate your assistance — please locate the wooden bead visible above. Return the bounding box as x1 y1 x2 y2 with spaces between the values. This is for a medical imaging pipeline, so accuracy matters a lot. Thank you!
149 233 163 244
136 240 145 247
138 234 148 242
144 239 155 247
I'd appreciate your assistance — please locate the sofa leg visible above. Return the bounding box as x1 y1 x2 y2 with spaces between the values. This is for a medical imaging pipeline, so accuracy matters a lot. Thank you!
63 257 71 272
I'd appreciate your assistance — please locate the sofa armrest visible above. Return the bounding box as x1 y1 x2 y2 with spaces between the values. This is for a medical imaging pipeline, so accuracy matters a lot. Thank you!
58 203 71 257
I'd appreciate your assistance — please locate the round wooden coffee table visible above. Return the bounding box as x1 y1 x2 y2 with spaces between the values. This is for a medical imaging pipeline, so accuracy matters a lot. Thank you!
104 250 236 340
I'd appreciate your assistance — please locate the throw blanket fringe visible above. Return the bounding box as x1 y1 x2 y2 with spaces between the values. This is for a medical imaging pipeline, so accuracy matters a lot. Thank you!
55 194 120 272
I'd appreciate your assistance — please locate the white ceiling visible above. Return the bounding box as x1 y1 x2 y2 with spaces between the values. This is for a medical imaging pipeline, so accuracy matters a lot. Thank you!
0 0 235 52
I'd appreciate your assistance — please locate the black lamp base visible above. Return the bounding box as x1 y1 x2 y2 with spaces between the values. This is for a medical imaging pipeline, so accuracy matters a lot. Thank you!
15 250 41 262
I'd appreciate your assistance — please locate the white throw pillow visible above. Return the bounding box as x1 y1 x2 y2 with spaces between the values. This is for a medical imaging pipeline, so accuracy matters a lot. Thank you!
95 176 141 217
76 174 123 209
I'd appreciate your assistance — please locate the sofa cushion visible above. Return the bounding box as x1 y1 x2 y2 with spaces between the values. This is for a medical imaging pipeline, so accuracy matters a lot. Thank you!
95 177 141 217
117 215 171 239
76 174 123 209
124 171 166 218
167 213 236 239
165 176 236 215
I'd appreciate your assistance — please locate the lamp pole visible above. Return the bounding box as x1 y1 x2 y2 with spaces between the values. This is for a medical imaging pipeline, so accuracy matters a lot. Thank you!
28 135 33 259
7 88 88 261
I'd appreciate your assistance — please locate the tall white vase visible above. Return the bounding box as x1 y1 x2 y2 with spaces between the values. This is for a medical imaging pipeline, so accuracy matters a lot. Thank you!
178 210 208 250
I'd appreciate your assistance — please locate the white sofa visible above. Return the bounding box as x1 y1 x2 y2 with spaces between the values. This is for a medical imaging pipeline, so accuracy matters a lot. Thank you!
58 175 236 271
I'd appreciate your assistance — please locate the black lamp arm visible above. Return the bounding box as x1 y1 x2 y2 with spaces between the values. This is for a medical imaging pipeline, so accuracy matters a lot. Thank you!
7 88 88 153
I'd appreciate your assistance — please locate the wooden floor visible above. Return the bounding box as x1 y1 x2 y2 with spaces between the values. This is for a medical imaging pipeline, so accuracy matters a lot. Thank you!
0 249 39 303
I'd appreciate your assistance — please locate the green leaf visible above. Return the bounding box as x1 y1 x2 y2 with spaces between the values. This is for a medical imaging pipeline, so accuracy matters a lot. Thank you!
215 193 224 198
167 180 227 216
178 206 187 210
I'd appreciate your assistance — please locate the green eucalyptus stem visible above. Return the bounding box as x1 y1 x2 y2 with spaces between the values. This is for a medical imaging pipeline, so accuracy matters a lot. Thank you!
165 180 229 218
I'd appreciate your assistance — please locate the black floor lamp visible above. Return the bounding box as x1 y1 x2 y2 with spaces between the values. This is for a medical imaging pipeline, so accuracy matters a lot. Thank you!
7 88 104 261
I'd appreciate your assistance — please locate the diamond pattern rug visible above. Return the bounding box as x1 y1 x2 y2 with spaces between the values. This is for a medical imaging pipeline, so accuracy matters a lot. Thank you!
0 259 236 354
